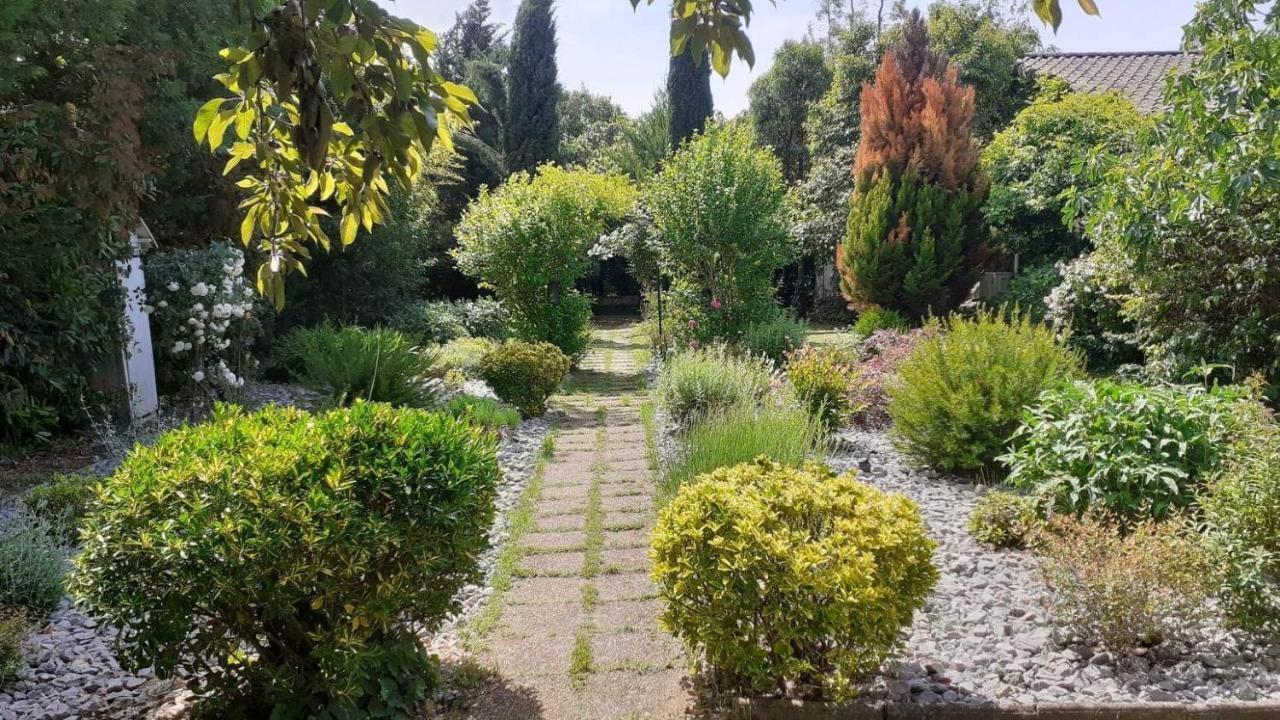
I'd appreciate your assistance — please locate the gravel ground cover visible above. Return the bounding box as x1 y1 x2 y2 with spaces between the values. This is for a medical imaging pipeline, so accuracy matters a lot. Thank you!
0 386 547 720
828 428 1280 708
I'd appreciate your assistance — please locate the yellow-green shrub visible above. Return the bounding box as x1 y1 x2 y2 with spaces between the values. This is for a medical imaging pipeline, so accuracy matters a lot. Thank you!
478 341 571 417
70 402 501 717
651 458 938 700
888 311 1080 472
966 491 1037 549
785 346 862 429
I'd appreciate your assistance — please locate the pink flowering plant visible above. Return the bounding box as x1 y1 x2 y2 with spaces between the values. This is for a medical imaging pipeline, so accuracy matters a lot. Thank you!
144 242 265 395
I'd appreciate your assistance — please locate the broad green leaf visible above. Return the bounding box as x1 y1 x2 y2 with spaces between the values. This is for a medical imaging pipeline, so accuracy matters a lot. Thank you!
193 98 225 143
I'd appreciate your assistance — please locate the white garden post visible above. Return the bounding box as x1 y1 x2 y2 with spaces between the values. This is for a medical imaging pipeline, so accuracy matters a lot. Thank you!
114 221 159 420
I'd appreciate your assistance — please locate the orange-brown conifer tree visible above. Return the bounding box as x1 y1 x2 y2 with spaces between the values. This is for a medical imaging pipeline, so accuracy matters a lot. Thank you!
838 11 988 317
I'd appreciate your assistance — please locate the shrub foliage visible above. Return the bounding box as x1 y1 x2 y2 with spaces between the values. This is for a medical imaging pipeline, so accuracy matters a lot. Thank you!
1033 514 1215 654
1200 426 1280 636
655 347 773 428
966 491 1037 549
478 340 571 417
453 165 635 358
888 311 1079 472
786 346 861 430
652 458 937 700
71 402 501 716
1004 380 1252 522
646 123 791 342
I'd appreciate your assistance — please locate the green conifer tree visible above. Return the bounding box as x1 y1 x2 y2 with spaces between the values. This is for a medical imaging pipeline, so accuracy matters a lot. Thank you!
838 11 987 318
666 44 713 149
505 0 561 173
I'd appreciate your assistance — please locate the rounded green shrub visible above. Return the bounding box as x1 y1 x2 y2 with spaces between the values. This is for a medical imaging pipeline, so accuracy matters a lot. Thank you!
478 341 571 417
1199 424 1280 636
652 458 938 701
888 311 1080 472
655 346 773 428
70 402 500 717
966 491 1037 549
852 307 908 337
1003 380 1252 522
739 317 808 365
785 346 860 429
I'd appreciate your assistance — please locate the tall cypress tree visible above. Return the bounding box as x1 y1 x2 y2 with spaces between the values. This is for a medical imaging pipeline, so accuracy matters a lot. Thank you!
505 0 560 173
666 44 713 149
837 10 987 318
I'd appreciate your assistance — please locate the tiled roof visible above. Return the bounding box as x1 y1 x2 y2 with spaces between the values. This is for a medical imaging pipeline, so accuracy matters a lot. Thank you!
1017 51 1196 114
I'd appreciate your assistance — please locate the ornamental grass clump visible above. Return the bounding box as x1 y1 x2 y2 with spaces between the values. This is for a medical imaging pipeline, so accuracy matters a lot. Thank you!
1033 513 1215 654
1003 380 1252 522
652 458 937 701
888 311 1080 472
478 340 571 417
280 325 442 407
655 346 773 428
71 402 501 718
738 317 809 366
0 510 67 612
662 402 828 505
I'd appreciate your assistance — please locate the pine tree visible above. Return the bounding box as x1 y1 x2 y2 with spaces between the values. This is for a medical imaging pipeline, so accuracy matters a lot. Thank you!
667 44 713 149
438 0 501 81
505 0 561 173
837 10 987 318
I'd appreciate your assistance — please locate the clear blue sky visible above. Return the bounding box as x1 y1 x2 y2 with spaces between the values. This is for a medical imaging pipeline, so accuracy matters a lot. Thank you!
379 0 1199 116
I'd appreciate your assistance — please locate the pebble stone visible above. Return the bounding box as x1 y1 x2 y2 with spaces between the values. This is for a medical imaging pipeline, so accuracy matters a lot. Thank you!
829 428 1280 707
0 382 547 719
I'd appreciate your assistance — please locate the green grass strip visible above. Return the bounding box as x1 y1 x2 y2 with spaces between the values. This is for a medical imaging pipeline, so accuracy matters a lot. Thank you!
568 625 595 690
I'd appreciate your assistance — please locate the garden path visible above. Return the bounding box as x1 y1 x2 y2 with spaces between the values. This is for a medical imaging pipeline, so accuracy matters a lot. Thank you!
466 320 688 720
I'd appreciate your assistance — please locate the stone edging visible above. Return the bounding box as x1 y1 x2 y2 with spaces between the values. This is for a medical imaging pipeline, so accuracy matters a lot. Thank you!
731 697 1280 719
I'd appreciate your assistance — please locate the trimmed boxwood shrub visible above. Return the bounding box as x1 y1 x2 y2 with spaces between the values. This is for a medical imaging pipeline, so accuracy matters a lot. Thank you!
888 311 1080 472
70 402 501 718
1003 380 1251 522
478 341 571 417
652 458 937 701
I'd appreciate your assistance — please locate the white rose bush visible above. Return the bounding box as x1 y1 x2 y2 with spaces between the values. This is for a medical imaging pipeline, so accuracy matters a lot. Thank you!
143 242 265 395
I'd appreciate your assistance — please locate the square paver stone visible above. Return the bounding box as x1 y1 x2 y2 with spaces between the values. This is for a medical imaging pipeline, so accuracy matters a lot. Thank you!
595 572 657 602
592 599 664 634
523 530 587 553
518 551 585 577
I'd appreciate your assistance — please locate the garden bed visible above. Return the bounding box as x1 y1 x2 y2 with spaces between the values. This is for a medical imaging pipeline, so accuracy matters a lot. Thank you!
813 429 1280 710
0 394 549 720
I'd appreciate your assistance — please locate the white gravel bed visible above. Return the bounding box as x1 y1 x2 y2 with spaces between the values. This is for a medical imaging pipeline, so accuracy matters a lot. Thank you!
0 392 549 720
829 428 1280 708
420 413 551 663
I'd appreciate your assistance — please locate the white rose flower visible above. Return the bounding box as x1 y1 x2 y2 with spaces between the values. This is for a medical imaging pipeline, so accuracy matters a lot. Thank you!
191 371 205 382
166 281 179 292
157 300 168 308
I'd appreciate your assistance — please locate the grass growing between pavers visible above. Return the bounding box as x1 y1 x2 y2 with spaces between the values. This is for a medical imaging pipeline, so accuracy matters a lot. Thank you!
462 430 557 650
570 405 610 691
568 625 595 689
